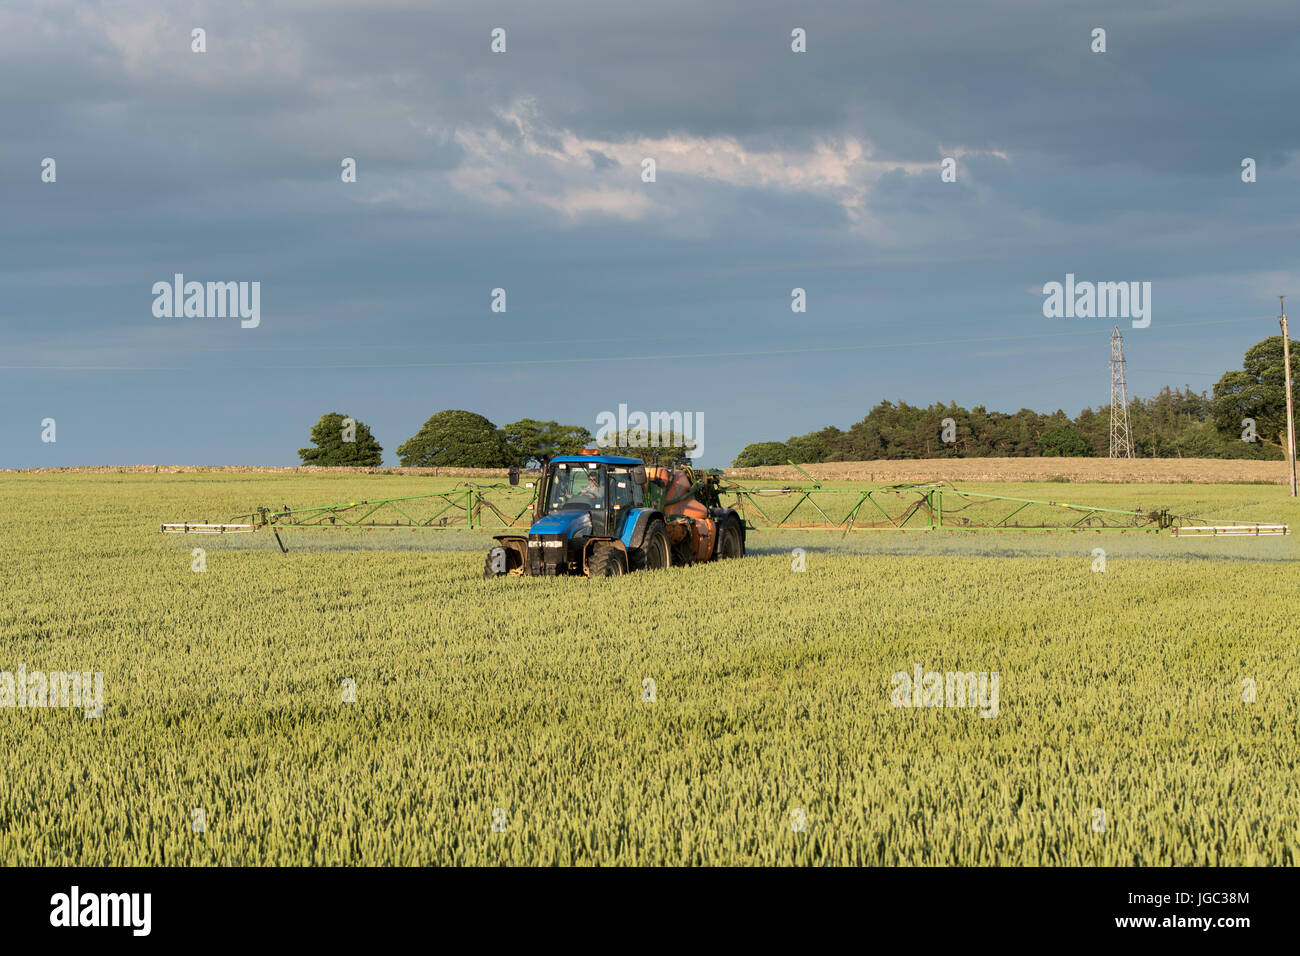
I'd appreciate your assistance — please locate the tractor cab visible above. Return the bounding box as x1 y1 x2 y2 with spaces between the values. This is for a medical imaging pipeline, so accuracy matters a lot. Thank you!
497 454 646 575
534 455 645 541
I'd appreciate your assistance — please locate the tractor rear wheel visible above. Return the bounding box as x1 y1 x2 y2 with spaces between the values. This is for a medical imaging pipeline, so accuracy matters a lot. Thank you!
586 543 625 578
630 519 670 571
717 516 744 560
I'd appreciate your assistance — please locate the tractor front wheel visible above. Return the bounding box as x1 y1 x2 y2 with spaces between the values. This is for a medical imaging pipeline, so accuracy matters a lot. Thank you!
586 543 625 578
483 546 521 578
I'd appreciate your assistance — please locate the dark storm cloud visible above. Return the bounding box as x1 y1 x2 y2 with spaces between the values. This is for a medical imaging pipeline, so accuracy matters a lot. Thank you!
0 1 1297 467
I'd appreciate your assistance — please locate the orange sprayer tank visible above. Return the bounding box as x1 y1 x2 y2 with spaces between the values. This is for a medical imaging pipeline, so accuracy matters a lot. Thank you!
645 466 716 562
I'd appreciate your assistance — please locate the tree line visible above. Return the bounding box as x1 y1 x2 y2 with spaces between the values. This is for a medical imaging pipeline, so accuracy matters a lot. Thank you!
733 336 1298 466
297 410 695 468
296 336 1297 468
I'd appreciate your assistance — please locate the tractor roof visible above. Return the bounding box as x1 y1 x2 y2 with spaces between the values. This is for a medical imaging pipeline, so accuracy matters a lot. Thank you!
550 455 643 466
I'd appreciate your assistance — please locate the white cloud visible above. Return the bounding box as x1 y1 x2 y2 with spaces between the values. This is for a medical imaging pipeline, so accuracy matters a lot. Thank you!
435 99 939 229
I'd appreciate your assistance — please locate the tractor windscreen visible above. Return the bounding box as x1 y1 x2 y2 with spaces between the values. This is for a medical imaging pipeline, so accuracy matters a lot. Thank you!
544 462 606 513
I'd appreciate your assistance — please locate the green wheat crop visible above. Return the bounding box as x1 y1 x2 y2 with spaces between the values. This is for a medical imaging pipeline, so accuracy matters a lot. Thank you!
0 473 1296 865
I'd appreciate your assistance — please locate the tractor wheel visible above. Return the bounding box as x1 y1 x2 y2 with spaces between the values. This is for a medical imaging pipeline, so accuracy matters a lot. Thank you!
717 516 745 560
483 546 520 578
630 519 670 572
586 543 625 578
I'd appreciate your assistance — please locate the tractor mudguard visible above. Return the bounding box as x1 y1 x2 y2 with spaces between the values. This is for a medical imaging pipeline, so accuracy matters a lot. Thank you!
620 509 664 550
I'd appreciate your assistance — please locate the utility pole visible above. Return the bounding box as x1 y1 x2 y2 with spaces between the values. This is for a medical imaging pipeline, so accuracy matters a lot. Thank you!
1280 296 1297 497
1109 326 1133 458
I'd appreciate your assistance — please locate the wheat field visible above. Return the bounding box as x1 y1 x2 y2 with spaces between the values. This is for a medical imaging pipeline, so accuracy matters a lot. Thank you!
0 472 1296 865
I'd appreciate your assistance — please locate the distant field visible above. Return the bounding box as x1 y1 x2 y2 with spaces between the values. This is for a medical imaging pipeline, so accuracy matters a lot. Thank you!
6 455 1290 484
729 457 1291 484
0 472 1296 865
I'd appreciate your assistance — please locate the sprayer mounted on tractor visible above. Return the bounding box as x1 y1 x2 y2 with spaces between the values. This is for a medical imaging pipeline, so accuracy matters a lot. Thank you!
483 450 745 578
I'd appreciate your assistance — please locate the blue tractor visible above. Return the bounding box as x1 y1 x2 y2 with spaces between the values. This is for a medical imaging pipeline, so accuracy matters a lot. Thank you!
484 452 746 578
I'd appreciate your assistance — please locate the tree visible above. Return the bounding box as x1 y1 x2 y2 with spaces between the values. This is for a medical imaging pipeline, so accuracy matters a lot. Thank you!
730 359 1297 463
396 410 513 467
502 419 592 467
1038 424 1092 457
1072 406 1109 457
1212 336 1298 453
785 427 839 463
297 412 383 466
732 442 791 468
1173 421 1236 459
598 430 696 462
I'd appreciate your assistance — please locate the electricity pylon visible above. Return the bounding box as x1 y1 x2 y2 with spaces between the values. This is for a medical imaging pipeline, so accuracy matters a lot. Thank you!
1109 326 1133 459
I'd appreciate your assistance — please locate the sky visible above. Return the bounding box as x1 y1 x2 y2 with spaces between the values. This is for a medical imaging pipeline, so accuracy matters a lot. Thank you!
3 0 1298 468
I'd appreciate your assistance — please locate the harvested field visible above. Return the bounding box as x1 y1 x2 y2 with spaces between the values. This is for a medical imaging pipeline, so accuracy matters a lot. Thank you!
725 457 1291 484
6 458 1289 485
1 464 534 479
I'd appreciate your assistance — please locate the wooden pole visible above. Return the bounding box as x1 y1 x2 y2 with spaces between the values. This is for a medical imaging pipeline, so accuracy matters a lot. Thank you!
1281 296 1297 497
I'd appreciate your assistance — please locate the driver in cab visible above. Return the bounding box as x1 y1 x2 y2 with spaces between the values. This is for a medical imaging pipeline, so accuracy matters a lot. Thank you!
564 469 603 507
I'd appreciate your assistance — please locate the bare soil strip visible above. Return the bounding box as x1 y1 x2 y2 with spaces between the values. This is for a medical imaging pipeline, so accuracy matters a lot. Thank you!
726 458 1289 484
5 458 1288 483
2 464 523 478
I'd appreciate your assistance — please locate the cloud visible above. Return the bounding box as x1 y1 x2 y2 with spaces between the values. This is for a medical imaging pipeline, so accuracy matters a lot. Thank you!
423 99 938 228
3 0 1300 468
